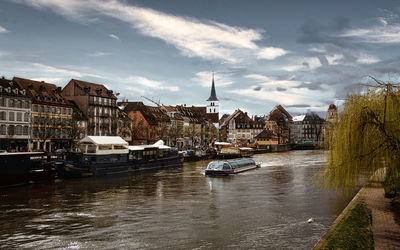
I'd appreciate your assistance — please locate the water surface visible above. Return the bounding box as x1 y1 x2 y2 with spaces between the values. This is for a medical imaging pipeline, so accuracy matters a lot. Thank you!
0 150 353 249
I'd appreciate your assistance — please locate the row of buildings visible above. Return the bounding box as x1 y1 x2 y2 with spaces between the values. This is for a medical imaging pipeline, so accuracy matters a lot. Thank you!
0 74 337 152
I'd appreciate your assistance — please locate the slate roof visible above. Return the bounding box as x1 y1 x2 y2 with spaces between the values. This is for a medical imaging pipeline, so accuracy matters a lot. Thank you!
254 129 276 139
269 105 293 121
13 77 71 106
67 79 117 99
206 77 219 101
0 77 29 98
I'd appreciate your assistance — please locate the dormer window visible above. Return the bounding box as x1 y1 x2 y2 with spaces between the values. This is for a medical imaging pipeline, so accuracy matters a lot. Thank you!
6 87 11 93
36 94 40 100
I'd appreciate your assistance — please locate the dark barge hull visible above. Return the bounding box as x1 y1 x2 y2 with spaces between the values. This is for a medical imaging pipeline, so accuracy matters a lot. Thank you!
0 152 55 188
56 156 184 178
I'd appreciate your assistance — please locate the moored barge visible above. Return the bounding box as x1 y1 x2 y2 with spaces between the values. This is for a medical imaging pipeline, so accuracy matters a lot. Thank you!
0 152 55 187
205 158 260 176
55 136 183 178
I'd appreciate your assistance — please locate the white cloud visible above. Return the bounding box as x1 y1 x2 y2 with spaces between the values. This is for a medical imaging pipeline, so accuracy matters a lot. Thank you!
339 22 400 44
109 34 120 40
326 54 344 65
244 74 271 82
31 77 63 83
192 71 233 87
15 0 287 63
257 47 289 60
282 57 322 72
126 75 179 92
230 75 331 108
0 25 8 33
31 63 105 79
356 54 380 64
88 51 112 57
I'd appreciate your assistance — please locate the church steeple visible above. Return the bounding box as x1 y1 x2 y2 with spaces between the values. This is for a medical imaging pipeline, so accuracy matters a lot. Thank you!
206 73 219 101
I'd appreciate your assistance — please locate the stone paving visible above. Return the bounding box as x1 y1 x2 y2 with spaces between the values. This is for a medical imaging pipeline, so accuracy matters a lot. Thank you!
364 182 400 250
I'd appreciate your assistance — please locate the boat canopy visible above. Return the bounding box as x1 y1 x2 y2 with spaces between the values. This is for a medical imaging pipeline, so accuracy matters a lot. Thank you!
227 158 256 169
128 140 171 151
215 142 231 146
78 136 129 154
80 136 128 145
239 147 253 151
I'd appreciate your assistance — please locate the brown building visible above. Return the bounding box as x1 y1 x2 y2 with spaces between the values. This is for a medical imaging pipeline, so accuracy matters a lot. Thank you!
264 105 293 144
121 102 170 145
13 77 73 152
62 79 118 136
254 129 278 148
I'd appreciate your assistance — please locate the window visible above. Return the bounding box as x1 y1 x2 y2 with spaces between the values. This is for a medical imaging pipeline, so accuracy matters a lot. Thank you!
38 105 43 112
17 112 22 121
214 108 216 112
8 125 14 136
16 125 22 135
24 113 29 122
0 98 5 107
0 125 6 135
33 105 38 112
16 100 22 108
8 99 14 107
9 112 15 121
0 111 6 120
23 126 28 135
99 145 112 150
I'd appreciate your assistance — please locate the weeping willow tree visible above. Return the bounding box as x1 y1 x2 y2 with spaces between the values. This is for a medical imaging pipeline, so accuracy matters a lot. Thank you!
321 78 400 195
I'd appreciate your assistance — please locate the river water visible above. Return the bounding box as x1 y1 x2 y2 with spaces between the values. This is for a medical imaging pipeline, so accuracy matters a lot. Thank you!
0 150 353 249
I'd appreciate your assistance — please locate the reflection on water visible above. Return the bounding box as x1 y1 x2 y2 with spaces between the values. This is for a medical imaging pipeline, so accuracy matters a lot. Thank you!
0 150 353 249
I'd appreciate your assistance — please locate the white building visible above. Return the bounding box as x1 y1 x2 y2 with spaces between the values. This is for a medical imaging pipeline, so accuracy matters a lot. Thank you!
0 77 31 151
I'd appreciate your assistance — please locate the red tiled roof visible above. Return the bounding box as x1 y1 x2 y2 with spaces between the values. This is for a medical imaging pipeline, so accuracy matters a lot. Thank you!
123 102 170 125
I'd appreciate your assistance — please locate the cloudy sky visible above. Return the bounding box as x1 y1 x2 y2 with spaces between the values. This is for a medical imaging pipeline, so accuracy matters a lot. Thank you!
0 0 399 116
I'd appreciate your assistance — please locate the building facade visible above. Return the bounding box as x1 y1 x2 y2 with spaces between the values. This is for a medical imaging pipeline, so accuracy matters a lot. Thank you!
122 102 170 145
264 105 293 144
14 77 73 152
0 77 31 151
62 79 118 136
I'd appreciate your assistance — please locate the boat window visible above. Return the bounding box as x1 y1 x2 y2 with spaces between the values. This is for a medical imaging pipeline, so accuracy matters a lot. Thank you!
114 145 127 150
206 162 224 170
99 145 112 150
79 144 86 153
87 145 96 153
223 163 231 170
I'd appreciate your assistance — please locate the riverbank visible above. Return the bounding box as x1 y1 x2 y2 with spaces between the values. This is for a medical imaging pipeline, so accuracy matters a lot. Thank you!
314 170 400 249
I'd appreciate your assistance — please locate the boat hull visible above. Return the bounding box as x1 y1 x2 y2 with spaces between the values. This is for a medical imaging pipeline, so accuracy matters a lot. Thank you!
0 153 55 188
56 155 184 178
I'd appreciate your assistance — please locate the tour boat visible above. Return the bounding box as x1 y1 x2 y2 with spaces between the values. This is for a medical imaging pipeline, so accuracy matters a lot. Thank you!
0 152 56 187
55 136 183 178
205 158 260 176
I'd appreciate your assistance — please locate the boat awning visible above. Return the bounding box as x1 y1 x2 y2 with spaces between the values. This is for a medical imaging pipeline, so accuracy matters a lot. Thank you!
128 145 145 151
215 142 231 146
239 147 253 150
79 136 128 145
128 140 170 151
